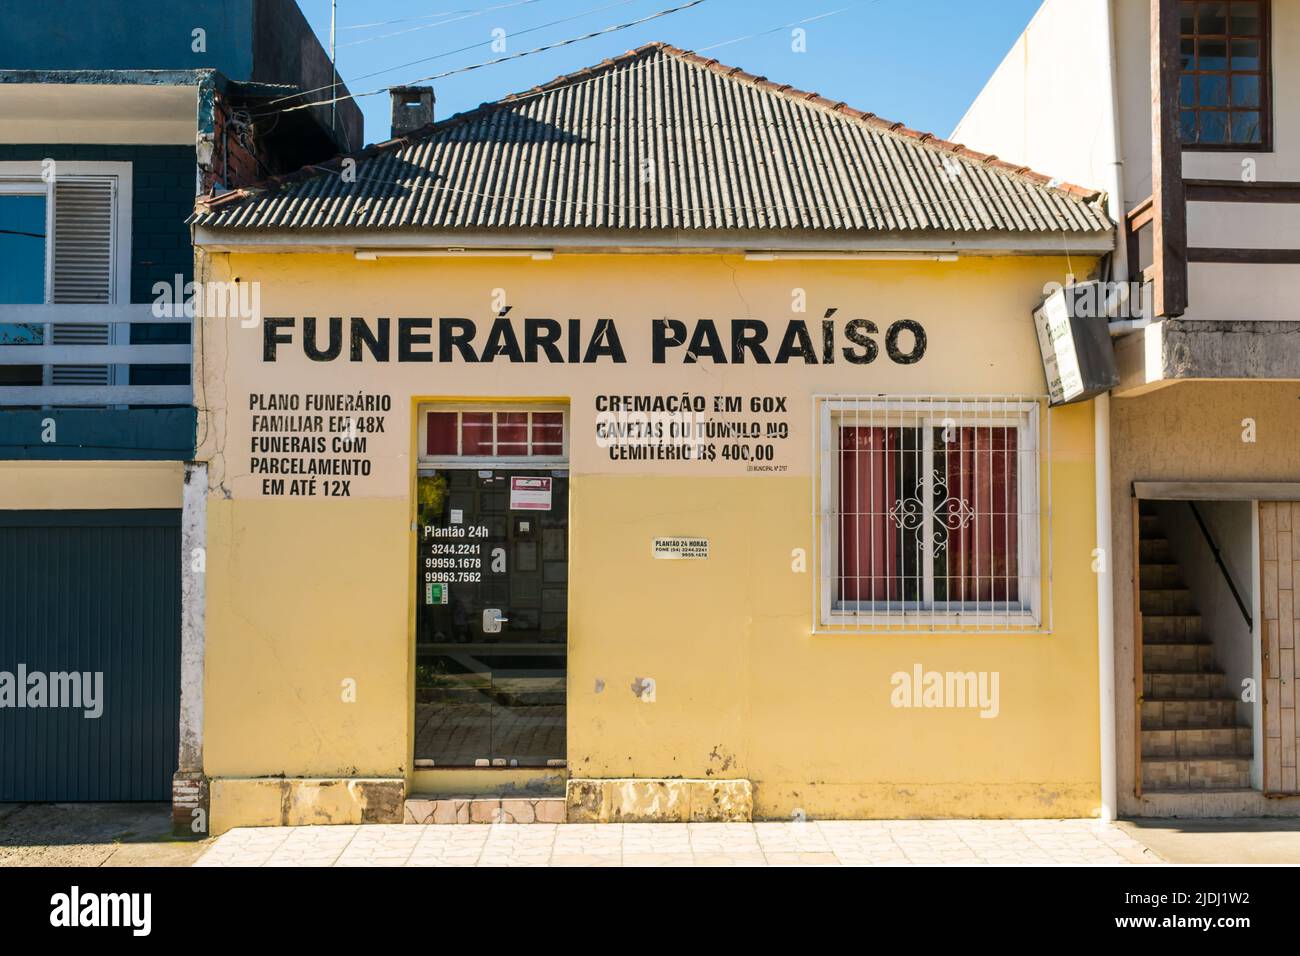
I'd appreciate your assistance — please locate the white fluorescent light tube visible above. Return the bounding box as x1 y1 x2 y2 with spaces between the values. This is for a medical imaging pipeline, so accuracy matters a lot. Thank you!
744 251 959 262
355 249 554 260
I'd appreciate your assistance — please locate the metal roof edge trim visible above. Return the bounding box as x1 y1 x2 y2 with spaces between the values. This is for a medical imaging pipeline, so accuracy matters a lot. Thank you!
192 224 1115 255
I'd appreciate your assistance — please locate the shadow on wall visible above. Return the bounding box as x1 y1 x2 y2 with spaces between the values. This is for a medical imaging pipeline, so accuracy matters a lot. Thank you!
1155 499 1255 730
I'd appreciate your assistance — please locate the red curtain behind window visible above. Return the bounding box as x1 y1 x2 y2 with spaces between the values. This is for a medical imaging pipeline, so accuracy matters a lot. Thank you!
944 427 1019 603
426 411 458 456
838 427 899 602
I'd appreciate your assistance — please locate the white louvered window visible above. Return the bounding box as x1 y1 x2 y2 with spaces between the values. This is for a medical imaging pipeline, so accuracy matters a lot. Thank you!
51 179 115 305
50 178 117 390
814 396 1048 633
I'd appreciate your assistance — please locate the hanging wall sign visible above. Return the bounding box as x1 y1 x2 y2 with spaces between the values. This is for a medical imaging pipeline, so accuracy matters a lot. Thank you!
1033 282 1120 406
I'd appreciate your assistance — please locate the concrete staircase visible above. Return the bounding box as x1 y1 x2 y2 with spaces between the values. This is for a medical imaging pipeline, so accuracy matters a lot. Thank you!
1138 507 1253 792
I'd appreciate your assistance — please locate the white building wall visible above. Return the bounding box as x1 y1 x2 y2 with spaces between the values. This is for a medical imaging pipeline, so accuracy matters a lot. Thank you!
951 0 1115 198
1154 500 1255 727
1115 0 1153 207
1180 1 1300 321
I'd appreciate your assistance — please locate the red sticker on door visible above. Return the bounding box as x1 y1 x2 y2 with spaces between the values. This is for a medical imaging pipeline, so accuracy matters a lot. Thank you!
509 477 553 511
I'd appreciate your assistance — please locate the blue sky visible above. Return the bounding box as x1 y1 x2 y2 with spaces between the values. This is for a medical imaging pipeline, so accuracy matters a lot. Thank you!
296 0 1042 146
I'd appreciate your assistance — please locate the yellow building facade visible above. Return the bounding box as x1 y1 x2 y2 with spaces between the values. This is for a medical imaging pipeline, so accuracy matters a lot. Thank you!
189 43 1115 833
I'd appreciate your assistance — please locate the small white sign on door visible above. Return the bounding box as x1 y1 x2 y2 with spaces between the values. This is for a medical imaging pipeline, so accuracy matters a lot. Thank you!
652 537 709 560
510 476 553 511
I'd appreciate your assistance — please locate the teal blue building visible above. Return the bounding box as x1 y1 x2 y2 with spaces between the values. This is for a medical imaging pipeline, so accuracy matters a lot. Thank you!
0 1 358 810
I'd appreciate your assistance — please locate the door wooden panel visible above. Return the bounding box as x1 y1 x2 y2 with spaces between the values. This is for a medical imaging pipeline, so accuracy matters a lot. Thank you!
1260 501 1300 794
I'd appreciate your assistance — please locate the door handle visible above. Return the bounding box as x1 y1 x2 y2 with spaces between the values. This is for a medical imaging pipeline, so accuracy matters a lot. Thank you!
482 609 509 633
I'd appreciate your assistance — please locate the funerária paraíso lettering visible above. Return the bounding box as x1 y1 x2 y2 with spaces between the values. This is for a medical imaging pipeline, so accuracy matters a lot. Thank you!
262 311 928 366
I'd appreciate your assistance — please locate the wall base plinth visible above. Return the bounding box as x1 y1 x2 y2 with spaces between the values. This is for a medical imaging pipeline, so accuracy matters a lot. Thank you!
209 777 405 835
566 778 752 823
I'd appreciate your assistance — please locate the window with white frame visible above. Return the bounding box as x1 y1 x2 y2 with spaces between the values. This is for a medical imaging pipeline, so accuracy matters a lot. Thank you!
816 397 1045 631
418 405 568 465
0 161 133 394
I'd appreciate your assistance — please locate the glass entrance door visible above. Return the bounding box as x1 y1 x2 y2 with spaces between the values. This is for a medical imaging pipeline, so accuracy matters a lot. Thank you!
415 468 568 767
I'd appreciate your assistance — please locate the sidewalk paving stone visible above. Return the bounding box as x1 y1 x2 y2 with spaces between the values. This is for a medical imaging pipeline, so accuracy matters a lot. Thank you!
195 818 1164 867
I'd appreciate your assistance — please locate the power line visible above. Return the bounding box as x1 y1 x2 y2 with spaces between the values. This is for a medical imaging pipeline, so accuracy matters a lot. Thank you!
351 0 636 76
339 0 546 49
257 0 709 118
343 9 475 31
259 0 877 134
697 0 875 52
268 0 637 109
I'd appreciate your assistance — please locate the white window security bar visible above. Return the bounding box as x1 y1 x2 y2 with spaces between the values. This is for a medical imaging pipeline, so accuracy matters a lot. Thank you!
813 395 1051 634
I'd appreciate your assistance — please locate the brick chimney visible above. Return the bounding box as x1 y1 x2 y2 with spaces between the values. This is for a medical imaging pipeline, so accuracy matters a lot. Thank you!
390 86 435 138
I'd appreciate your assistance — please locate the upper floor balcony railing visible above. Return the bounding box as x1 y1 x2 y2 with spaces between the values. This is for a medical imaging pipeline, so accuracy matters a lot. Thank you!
0 303 192 407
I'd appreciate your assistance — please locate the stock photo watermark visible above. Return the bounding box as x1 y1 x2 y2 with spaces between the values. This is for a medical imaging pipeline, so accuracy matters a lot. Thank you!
49 887 150 936
152 275 261 328
0 665 103 719
891 664 1000 719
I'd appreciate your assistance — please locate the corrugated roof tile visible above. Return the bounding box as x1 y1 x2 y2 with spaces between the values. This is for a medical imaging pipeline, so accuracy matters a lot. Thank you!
194 42 1111 237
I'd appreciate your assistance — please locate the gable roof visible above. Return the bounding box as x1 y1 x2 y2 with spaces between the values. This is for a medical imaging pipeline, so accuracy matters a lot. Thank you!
193 42 1111 238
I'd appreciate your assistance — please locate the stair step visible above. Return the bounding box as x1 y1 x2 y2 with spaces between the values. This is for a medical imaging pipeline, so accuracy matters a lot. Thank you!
403 795 566 824
1140 588 1197 615
1142 697 1240 729
1139 563 1185 589
1139 539 1175 562
1142 671 1227 699
1142 642 1215 673
1140 727 1252 758
1142 756 1251 791
1142 614 1204 643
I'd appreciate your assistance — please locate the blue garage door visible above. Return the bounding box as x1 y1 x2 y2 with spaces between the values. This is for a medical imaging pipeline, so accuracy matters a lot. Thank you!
0 510 181 801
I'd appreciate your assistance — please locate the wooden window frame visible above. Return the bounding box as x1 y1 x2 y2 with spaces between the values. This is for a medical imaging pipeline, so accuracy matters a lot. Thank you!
1179 0 1273 152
